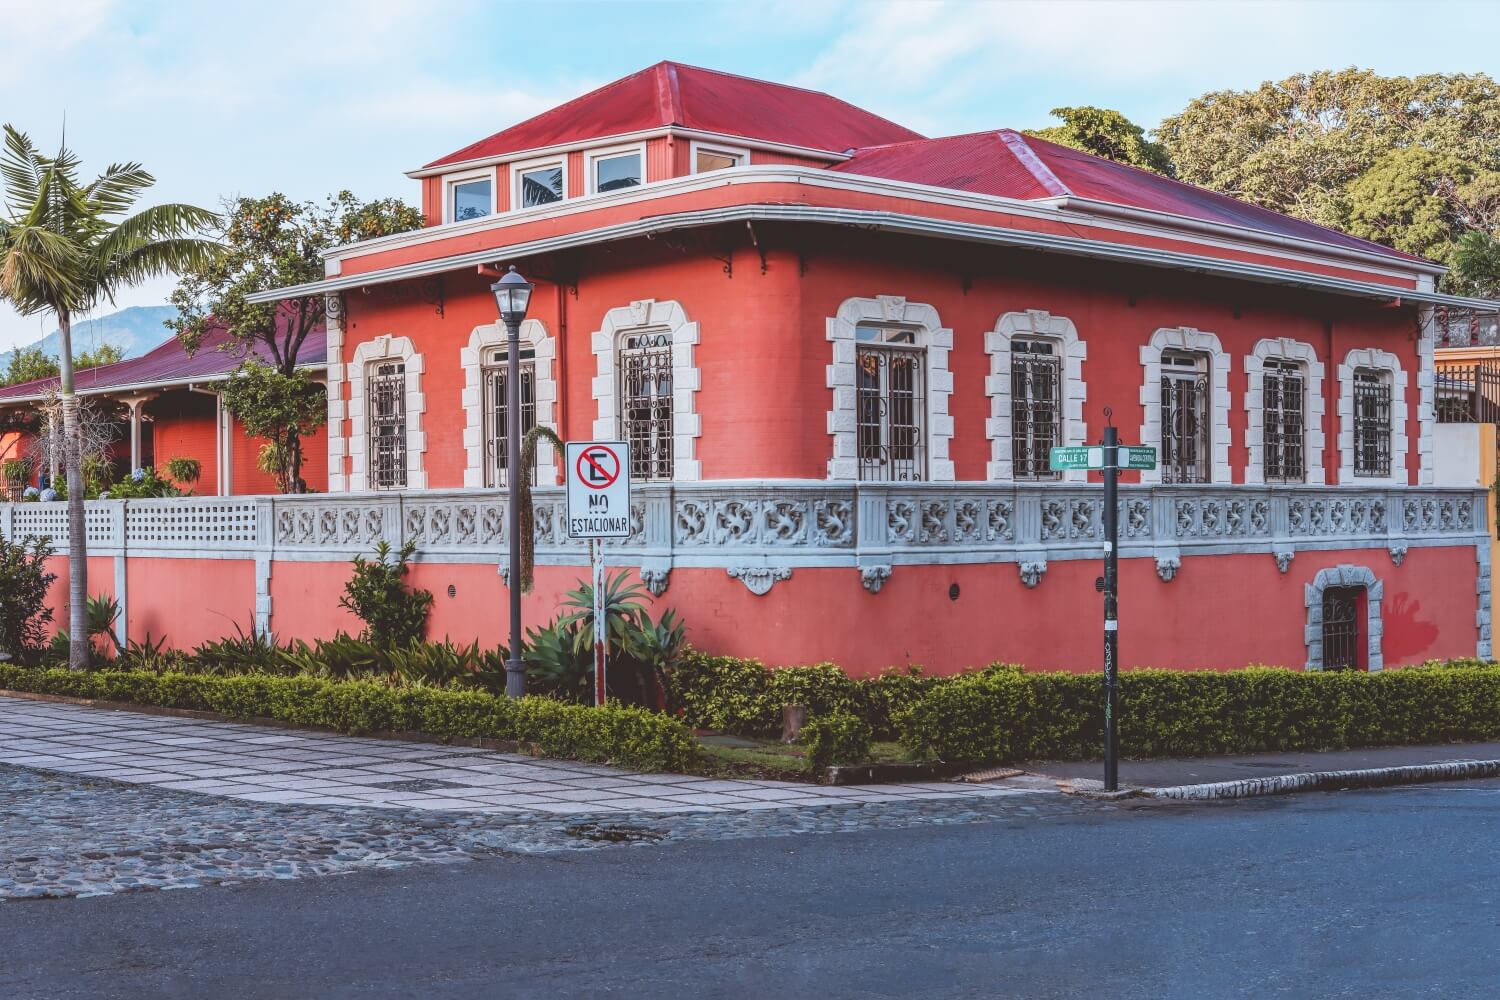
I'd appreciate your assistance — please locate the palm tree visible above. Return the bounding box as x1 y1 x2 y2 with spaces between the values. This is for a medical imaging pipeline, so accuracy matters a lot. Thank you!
0 126 218 669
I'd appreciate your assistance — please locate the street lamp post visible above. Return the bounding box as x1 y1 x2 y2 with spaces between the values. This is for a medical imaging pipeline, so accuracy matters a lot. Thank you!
491 265 534 699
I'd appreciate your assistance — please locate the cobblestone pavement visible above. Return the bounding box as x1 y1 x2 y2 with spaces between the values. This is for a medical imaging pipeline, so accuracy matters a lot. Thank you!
0 697 1031 814
0 696 1114 901
0 765 1109 901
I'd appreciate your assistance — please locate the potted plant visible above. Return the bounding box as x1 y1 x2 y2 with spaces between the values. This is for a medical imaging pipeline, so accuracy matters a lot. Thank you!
2 458 32 502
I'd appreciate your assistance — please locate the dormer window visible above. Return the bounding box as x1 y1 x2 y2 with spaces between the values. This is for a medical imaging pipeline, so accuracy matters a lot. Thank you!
516 159 564 208
692 143 748 173
590 147 643 193
446 172 494 223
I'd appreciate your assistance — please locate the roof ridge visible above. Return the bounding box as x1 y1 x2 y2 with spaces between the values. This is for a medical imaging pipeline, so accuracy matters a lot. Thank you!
995 130 1072 198
659 61 684 123
1017 129 1424 259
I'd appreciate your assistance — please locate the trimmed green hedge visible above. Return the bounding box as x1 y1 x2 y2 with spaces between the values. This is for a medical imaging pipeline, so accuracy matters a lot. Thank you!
901 666 1500 765
672 653 1500 766
0 665 698 772
671 653 942 740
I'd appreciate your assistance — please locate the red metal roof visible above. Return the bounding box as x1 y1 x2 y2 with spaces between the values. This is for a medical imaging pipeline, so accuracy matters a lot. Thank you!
835 130 1426 264
424 61 923 169
0 324 326 402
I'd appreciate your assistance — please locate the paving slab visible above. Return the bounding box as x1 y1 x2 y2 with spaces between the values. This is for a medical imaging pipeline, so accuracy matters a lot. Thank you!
0 696 1044 816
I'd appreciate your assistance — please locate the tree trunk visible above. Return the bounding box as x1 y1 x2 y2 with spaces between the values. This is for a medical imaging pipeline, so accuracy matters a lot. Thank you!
286 428 304 494
56 311 89 671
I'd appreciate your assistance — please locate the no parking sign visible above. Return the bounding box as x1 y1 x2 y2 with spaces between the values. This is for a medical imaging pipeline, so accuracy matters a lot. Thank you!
565 441 632 539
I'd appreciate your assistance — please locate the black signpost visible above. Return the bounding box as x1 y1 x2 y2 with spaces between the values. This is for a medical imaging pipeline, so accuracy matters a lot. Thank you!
1100 418 1120 792
1050 407 1156 793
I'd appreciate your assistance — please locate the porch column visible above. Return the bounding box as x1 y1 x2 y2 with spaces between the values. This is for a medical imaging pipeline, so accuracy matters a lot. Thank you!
118 394 156 472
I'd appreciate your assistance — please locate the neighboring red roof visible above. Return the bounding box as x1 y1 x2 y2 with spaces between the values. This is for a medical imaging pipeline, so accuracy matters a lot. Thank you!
835 130 1427 264
0 325 326 402
424 61 923 169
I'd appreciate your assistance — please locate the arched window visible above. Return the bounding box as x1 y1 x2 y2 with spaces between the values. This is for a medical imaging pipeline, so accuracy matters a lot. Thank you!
985 309 1087 482
590 299 701 482
1337 348 1407 485
1139 327 1230 485
618 331 675 482
347 334 425 491
826 295 954 482
1305 564 1384 671
482 346 536 487
1245 338 1325 485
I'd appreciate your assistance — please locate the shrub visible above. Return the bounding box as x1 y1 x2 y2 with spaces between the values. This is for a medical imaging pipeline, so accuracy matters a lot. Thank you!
339 541 433 647
0 665 699 772
105 467 182 499
0 535 57 663
898 665 1500 766
799 711 874 769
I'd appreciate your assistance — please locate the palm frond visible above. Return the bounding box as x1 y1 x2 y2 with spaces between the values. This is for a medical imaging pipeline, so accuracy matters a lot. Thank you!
0 125 45 216
86 162 155 215
92 236 221 303
0 222 82 314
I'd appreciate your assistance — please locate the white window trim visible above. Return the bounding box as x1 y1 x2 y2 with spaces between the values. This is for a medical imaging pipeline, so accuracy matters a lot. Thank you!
347 334 426 491
585 142 648 196
511 154 568 211
1243 337 1326 485
1139 326 1231 485
325 294 348 492
689 140 749 173
1338 347 1409 486
1416 297 1437 485
826 295 955 481
591 298 701 481
1304 564 1384 672
442 167 497 225
461 320 558 488
985 309 1088 482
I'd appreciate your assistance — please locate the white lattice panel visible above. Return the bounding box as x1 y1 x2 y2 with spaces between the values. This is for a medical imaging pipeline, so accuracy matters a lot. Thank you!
11 506 69 542
125 500 260 547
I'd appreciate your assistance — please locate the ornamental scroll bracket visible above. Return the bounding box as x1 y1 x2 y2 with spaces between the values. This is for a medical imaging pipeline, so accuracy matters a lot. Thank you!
640 563 671 597
1019 561 1047 589
1155 555 1181 583
727 565 791 596
860 564 892 594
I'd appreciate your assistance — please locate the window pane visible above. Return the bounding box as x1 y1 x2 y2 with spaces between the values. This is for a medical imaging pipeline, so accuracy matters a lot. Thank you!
696 149 740 172
452 179 491 221
519 166 563 207
595 152 643 192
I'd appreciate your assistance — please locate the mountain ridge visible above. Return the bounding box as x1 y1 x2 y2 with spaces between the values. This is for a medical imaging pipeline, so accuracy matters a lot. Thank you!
0 305 178 369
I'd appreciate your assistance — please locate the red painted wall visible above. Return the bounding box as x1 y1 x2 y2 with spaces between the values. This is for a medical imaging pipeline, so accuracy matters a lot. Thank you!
125 557 256 647
54 543 1470 675
149 391 218 493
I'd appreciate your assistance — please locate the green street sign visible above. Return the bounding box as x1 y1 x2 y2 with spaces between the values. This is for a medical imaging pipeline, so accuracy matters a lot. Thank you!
1049 445 1158 471
1049 446 1102 470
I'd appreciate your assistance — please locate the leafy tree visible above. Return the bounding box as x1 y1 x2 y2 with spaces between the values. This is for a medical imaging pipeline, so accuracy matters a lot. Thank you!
1451 231 1500 300
1028 106 1172 175
218 360 326 493
2 346 58 386
1157 69 1500 274
168 191 423 492
75 342 124 369
0 125 217 670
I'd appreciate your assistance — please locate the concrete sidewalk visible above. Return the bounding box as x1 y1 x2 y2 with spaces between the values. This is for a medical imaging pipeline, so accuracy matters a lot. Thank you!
1024 742 1500 793
0 696 1040 815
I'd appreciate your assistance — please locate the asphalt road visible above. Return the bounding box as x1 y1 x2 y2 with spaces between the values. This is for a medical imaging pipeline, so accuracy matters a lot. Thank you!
5 781 1500 1000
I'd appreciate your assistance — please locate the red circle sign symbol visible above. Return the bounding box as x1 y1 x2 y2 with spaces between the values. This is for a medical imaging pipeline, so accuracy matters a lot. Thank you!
576 445 621 489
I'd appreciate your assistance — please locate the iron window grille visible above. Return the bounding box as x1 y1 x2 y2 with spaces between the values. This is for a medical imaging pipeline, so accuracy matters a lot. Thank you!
1010 337 1062 480
1262 358 1306 483
1321 586 1363 671
1353 368 1392 478
856 325 927 482
367 361 408 490
619 332 674 482
482 347 537 487
1160 351 1210 484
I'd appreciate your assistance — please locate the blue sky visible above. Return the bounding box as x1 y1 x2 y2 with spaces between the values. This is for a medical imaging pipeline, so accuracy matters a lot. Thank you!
3 0 1500 350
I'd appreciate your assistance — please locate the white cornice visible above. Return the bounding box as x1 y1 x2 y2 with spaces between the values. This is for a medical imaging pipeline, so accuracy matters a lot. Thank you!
332 166 1433 286
246 201 1497 314
406 127 849 179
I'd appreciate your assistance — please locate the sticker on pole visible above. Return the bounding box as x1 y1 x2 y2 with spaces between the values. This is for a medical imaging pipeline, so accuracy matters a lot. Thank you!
566 441 632 539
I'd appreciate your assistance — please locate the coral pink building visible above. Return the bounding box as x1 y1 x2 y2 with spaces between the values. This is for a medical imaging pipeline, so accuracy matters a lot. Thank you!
2 62 1495 675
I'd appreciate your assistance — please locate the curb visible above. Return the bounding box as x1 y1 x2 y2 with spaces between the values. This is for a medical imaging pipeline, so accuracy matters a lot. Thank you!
1145 758 1500 800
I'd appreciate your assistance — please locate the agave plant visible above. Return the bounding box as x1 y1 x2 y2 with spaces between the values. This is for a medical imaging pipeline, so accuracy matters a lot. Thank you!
557 571 650 659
